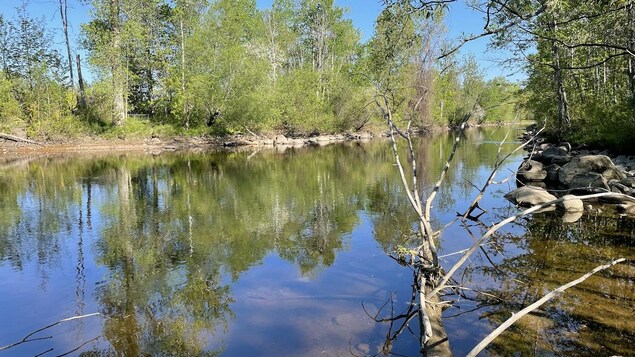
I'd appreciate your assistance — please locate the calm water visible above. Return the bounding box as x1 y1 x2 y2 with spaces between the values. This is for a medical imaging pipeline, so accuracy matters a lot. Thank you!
0 127 633 356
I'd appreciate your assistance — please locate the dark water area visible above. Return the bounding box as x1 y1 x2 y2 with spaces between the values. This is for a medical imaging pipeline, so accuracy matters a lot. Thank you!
0 127 633 356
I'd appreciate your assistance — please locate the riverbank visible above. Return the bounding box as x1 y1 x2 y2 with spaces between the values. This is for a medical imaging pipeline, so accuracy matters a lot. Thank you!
505 125 635 218
0 121 531 157
0 132 380 157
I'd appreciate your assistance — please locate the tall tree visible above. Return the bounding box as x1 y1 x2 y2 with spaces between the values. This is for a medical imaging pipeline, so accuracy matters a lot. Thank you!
59 0 74 88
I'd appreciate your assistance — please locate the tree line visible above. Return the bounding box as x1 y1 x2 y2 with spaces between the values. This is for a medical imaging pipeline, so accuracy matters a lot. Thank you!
0 0 521 140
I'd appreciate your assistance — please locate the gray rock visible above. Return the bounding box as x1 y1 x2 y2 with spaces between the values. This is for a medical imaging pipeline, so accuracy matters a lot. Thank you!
558 155 625 186
556 195 584 212
541 146 571 164
517 160 548 181
620 177 635 188
504 186 557 207
613 155 629 165
551 155 573 165
546 164 561 181
569 172 609 190
274 135 289 145
557 142 572 153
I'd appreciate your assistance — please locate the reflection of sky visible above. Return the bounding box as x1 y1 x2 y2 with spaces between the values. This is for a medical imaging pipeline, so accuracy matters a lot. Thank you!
3 127 631 355
0 185 109 356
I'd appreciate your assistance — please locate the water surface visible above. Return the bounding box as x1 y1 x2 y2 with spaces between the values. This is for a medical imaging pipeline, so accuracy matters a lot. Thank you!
1 127 633 356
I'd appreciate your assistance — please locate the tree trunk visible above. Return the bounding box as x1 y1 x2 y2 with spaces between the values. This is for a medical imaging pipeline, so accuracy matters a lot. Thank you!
76 54 86 110
628 3 635 104
180 18 189 129
59 0 74 88
550 21 570 134
111 0 126 126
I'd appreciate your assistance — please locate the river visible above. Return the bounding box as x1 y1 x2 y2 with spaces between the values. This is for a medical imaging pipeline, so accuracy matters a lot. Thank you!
0 127 633 356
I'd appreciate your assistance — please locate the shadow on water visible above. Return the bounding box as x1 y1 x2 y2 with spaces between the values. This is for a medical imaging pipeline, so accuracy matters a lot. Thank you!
0 126 633 356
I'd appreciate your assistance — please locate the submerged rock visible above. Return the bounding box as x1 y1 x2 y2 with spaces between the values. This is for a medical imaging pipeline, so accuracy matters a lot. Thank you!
504 186 557 207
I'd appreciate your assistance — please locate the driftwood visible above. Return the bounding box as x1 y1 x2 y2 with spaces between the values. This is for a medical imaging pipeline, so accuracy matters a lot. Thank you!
466 258 626 357
0 133 42 145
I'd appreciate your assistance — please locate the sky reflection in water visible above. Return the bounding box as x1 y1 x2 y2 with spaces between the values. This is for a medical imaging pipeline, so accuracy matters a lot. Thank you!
0 127 633 356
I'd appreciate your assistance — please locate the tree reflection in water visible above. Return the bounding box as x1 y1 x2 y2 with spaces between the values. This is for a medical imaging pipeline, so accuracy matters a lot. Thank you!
0 128 633 355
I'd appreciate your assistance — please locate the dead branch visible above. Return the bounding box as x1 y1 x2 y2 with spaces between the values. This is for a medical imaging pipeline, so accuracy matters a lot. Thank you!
466 258 626 357
0 133 43 145
461 126 545 220
429 192 635 299
0 313 101 351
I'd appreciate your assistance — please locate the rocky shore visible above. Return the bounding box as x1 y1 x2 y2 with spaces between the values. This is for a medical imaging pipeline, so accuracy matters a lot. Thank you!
1 131 378 156
505 127 635 219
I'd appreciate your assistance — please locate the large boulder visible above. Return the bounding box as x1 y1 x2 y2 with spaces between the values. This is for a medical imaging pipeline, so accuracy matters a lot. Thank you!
504 186 557 207
539 146 572 165
517 160 548 182
569 172 609 190
558 155 625 186
556 195 584 212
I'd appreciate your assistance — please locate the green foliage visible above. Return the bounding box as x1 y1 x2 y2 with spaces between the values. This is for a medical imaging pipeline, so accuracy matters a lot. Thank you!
0 0 525 140
0 76 23 131
490 0 635 151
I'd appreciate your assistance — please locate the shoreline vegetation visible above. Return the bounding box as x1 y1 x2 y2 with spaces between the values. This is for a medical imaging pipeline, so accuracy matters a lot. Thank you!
1 0 634 156
0 121 529 157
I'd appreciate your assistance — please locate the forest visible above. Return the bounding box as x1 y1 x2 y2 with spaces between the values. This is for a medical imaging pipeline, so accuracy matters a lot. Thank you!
0 0 633 151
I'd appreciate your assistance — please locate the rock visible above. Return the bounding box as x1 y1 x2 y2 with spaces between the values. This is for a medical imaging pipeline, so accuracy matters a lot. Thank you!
540 146 571 164
556 195 584 212
557 142 572 153
538 143 552 151
558 155 625 186
546 164 561 181
569 172 608 190
504 186 557 207
620 177 635 188
617 203 635 215
524 181 547 189
561 211 583 223
517 160 548 181
274 135 289 145
613 155 629 165
608 181 634 196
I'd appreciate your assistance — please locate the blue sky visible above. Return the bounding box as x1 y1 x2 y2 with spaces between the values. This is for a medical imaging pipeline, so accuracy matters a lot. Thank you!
0 0 522 81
